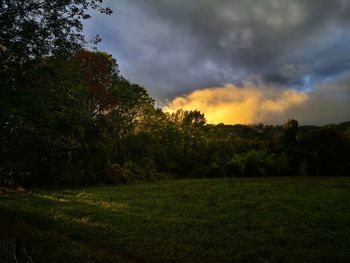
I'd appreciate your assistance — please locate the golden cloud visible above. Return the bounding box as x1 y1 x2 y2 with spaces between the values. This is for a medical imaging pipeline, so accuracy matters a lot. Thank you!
163 83 309 125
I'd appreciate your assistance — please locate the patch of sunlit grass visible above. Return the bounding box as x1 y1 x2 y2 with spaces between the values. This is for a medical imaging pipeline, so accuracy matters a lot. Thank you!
34 194 71 203
76 191 94 200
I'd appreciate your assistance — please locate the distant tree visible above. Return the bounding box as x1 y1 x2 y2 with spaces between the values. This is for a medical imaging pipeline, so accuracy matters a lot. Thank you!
282 119 299 143
299 127 350 176
279 119 300 172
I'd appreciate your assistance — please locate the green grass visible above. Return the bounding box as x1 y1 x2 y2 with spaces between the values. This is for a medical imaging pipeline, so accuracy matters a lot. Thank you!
1 177 350 262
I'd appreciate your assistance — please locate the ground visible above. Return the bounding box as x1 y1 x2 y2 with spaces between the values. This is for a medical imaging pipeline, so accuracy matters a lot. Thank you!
1 177 350 262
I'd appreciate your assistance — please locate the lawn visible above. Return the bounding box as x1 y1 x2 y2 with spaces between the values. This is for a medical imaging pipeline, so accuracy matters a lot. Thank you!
1 177 350 262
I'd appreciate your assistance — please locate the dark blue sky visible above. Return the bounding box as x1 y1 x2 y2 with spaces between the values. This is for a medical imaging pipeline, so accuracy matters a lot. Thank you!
84 0 350 124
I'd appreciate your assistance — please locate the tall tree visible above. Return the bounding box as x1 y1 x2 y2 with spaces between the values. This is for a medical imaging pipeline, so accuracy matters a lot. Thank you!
0 0 112 185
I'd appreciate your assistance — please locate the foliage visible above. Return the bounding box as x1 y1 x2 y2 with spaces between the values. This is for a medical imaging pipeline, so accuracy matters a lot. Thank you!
298 127 350 176
0 0 111 60
0 50 156 185
1 0 349 186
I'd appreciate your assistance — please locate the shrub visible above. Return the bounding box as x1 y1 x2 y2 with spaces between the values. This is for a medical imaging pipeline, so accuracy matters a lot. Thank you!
103 164 137 184
224 150 290 177
266 153 292 176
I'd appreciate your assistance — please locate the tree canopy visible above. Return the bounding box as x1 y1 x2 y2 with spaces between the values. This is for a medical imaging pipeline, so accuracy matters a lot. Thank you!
1 0 349 186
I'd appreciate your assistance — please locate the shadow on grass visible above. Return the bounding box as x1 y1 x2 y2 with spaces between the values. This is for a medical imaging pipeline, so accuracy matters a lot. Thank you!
0 197 140 263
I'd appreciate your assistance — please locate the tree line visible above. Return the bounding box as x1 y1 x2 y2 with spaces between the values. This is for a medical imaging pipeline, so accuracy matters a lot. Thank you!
1 0 350 186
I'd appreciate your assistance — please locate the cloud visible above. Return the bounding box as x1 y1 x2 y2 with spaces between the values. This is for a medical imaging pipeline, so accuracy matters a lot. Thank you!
163 80 350 125
163 83 308 124
290 78 350 125
86 0 350 99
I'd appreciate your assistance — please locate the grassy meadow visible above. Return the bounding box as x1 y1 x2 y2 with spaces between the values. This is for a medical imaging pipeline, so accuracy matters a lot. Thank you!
1 177 350 262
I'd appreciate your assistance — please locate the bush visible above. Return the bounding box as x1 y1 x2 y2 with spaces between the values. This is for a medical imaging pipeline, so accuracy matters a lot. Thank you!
224 150 293 177
138 158 172 181
225 151 260 177
266 153 292 176
103 160 172 185
103 164 137 184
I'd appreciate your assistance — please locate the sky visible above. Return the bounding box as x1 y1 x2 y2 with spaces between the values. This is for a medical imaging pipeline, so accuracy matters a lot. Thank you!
85 0 350 125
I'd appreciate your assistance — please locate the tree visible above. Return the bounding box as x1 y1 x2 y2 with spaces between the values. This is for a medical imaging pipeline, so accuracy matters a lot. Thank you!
299 127 350 176
0 0 112 106
73 50 119 115
0 0 114 185
0 0 111 60
282 119 299 144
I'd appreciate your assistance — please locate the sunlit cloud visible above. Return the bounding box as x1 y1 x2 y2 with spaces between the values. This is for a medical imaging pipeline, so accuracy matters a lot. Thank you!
163 81 350 125
163 83 308 124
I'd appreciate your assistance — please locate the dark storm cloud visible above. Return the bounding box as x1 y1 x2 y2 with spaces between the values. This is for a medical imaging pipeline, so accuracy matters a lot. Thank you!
85 0 350 100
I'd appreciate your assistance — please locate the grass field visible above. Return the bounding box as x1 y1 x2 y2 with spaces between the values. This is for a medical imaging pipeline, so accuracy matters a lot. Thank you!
1 177 350 262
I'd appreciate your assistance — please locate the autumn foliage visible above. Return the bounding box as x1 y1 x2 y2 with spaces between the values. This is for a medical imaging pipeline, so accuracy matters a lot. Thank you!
74 50 119 113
